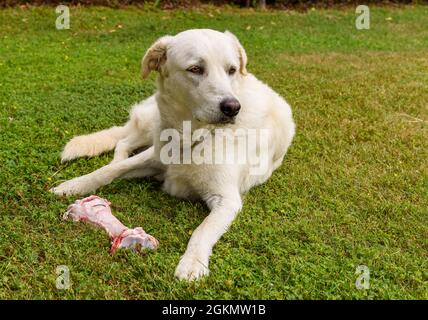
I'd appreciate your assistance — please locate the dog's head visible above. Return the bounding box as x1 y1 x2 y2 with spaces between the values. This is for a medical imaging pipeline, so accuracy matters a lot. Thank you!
142 29 247 124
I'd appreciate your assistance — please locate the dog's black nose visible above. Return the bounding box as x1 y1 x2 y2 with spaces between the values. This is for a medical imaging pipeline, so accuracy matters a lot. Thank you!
220 98 241 117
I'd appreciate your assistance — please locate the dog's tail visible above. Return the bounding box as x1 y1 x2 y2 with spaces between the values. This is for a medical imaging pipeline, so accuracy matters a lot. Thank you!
61 125 129 163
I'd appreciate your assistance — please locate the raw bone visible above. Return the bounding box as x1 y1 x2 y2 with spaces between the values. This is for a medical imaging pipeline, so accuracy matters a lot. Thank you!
63 195 159 254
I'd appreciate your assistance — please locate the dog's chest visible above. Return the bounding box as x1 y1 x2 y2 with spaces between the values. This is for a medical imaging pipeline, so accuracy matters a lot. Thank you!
161 167 198 200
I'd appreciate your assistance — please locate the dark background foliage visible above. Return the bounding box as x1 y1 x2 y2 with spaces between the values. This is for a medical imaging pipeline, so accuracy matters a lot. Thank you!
1 0 425 9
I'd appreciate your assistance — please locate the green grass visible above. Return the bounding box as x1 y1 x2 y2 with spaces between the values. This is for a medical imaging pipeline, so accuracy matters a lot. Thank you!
0 4 427 299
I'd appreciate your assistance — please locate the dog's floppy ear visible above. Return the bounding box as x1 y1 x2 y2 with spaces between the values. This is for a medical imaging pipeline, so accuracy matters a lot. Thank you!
225 31 248 75
141 35 173 79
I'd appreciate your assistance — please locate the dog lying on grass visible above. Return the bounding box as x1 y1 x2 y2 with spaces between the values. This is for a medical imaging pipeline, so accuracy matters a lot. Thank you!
52 29 295 280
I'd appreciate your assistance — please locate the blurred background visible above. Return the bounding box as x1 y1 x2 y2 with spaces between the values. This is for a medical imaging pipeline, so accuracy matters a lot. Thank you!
1 1 425 9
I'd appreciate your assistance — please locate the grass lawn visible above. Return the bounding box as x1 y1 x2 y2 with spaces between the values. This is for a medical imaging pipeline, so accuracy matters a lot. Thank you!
0 4 427 299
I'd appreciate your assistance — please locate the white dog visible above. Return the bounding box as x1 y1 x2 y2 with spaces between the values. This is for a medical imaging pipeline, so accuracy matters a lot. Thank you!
52 29 295 281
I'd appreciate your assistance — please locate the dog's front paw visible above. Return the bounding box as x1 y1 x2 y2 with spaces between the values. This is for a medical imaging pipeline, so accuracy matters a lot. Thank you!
50 175 96 196
175 252 209 281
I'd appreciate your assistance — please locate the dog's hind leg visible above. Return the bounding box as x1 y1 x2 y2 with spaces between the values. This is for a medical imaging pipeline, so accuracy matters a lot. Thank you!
112 132 149 164
61 95 158 163
51 146 160 196
112 97 158 163
61 124 131 163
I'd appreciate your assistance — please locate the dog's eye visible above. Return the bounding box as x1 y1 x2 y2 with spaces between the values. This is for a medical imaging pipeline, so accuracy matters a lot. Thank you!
228 66 237 75
187 66 204 75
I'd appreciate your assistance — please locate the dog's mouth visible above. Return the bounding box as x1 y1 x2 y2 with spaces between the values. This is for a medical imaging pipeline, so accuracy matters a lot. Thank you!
218 116 236 124
195 116 236 125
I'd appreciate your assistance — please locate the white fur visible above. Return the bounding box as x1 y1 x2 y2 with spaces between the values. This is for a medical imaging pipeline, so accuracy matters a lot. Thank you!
53 29 295 281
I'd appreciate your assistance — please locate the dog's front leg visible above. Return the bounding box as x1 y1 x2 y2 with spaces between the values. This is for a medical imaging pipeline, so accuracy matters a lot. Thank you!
175 191 242 281
51 146 156 196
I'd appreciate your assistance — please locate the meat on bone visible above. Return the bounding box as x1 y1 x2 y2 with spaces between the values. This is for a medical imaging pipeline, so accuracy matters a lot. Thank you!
63 195 159 254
